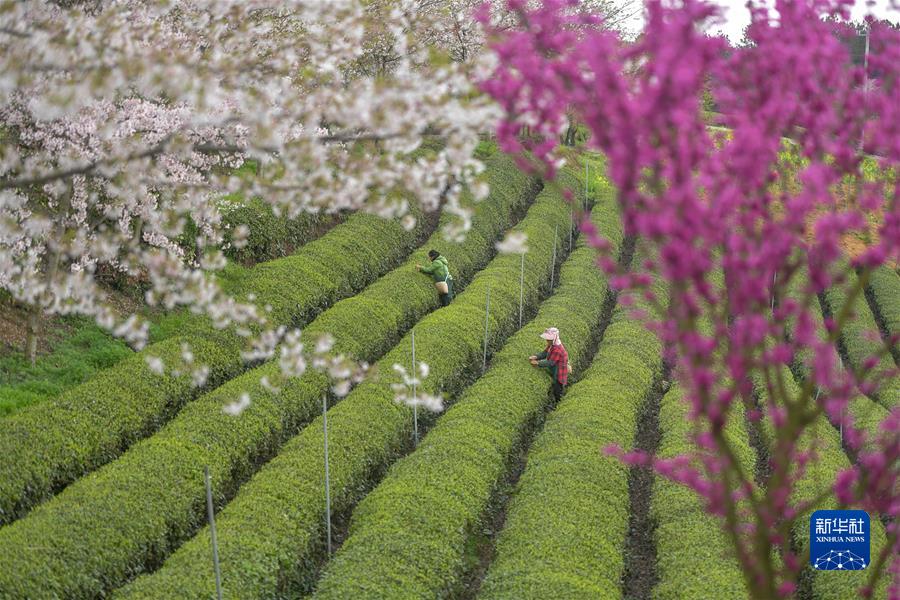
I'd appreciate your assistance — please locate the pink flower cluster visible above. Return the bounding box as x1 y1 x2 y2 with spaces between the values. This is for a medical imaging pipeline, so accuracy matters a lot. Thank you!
480 0 899 597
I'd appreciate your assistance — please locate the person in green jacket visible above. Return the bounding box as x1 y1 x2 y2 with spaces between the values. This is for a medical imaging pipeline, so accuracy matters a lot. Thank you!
417 249 454 307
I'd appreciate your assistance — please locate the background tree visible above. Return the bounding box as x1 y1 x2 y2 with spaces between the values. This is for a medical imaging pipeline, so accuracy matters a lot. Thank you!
479 0 899 597
0 0 493 365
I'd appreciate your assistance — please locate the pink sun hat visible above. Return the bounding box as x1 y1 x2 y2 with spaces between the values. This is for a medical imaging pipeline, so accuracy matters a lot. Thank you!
540 327 561 344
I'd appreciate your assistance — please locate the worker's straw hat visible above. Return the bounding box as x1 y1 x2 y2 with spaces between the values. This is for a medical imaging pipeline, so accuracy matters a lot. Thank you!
540 327 560 342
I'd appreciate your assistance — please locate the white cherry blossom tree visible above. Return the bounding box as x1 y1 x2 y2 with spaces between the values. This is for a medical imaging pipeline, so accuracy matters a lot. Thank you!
0 0 495 365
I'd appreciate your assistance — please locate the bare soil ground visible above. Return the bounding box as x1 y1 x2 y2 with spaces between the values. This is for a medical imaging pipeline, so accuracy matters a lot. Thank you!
621 379 665 600
0 285 148 359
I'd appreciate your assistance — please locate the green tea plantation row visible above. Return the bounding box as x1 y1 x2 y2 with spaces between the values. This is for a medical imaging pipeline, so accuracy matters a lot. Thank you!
863 266 899 365
114 165 582 598
755 370 890 600
2 156 893 600
786 265 890 450
0 154 540 598
821 262 898 411
314 178 623 598
0 207 429 527
478 293 667 598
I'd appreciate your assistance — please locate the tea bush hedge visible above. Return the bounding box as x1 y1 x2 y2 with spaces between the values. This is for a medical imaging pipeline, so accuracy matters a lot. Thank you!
473 303 666 599
0 209 426 527
821 265 898 411
221 197 338 265
0 155 537 599
114 168 575 600
785 266 889 451
314 176 622 598
651 386 754 599
754 371 889 600
865 265 900 363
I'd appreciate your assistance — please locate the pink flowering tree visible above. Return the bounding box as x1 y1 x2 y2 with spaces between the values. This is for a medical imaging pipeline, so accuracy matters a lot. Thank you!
479 0 899 597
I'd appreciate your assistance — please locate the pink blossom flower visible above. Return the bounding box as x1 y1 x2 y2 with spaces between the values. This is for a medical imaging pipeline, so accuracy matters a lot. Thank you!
480 0 900 595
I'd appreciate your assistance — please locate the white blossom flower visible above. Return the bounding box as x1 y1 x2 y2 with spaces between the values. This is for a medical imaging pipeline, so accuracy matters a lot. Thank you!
260 376 281 394
495 231 529 254
332 380 352 397
0 0 494 365
191 365 210 388
223 393 251 416
232 225 250 249
472 180 490 200
391 362 442 412
180 343 194 365
279 330 307 378
315 334 335 355
242 326 285 363
145 356 165 375
401 214 417 231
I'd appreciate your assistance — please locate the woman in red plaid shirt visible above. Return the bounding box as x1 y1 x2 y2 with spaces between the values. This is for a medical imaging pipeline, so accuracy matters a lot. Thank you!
529 326 569 401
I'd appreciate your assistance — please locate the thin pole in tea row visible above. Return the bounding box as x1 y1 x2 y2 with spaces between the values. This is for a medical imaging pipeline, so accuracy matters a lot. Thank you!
584 156 589 201
518 252 525 329
204 466 224 600
550 223 559 290
411 328 418 446
483 282 491 374
771 272 777 312
323 396 332 557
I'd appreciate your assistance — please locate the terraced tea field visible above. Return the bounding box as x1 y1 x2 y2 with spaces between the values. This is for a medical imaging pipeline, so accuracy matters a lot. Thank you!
0 152 896 600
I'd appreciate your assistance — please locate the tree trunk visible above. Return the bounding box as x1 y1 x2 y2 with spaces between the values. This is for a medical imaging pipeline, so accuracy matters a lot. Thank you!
25 304 40 366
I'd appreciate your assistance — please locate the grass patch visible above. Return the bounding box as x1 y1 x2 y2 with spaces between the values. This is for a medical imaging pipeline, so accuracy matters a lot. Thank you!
0 317 132 416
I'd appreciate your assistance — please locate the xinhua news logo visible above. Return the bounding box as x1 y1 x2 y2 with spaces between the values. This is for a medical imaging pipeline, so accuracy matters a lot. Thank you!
809 509 870 571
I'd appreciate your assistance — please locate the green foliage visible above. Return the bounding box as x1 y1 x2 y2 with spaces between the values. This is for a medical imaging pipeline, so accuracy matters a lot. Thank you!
220 196 337 265
0 155 537 599
179 156 337 267
647 268 753 599
0 318 132 415
313 175 621 599
754 371 890 600
0 334 240 523
866 265 900 359
114 164 574 600
146 308 210 345
794 419 890 600
0 257 256 414
307 156 536 362
474 139 499 160
651 387 753 600
574 150 607 199
573 123 592 146
476 303 663 600
212 259 252 293
784 266 889 451
846 155 897 200
821 264 898 410
783 260 830 380
0 210 425 529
